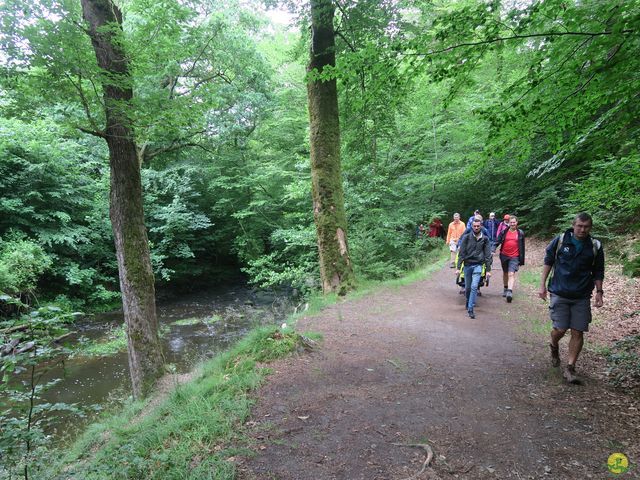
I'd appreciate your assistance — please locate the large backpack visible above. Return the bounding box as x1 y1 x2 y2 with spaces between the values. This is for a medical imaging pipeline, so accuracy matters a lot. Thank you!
553 234 601 266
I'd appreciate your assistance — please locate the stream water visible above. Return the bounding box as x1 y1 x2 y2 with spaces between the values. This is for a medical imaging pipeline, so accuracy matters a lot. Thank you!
33 282 295 440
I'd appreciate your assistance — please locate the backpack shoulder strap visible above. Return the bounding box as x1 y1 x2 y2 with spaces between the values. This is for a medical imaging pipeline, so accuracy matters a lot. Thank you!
591 238 601 265
554 234 563 259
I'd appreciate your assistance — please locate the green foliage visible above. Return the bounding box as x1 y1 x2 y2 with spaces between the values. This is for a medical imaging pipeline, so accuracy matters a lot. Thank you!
242 225 319 294
605 334 640 390
0 301 84 479
0 235 52 298
621 241 640 278
562 154 640 236
0 116 118 308
143 166 214 282
350 222 443 280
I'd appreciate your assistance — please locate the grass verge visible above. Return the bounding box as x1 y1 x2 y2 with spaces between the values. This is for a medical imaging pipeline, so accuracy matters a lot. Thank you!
46 327 315 480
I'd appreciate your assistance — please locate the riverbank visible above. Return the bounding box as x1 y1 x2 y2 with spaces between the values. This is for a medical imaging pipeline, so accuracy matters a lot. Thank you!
33 327 317 479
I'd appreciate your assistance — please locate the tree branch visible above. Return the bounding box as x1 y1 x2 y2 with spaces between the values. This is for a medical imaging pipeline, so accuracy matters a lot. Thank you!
169 30 220 98
175 71 233 96
402 30 635 57
143 129 210 160
508 36 593 109
77 126 106 138
537 40 625 127
63 71 103 134
335 30 357 53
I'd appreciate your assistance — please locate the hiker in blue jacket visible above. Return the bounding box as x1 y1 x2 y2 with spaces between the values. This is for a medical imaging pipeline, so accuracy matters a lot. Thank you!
538 212 604 384
483 212 500 250
466 210 481 228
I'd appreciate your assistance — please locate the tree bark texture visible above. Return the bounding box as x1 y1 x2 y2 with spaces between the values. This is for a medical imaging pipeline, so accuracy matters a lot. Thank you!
307 0 355 295
81 0 163 398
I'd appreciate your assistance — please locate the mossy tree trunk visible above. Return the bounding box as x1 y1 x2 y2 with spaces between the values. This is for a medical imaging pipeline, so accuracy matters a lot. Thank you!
307 0 356 296
81 0 163 398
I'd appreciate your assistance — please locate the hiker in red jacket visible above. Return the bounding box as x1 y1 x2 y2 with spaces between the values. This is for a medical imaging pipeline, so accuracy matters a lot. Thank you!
494 216 525 303
428 217 443 238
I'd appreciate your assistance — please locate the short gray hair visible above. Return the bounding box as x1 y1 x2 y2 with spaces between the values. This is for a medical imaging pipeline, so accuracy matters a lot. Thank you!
573 212 593 224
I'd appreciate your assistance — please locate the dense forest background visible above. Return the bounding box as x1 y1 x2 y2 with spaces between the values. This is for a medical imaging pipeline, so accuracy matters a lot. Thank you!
0 0 639 477
0 0 638 311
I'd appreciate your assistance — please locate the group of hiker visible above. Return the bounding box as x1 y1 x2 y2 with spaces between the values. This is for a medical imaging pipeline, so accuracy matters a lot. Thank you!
444 210 604 385
445 210 524 317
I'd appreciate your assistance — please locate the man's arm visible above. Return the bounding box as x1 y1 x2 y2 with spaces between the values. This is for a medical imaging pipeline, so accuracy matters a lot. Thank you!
493 229 503 252
593 245 604 307
483 238 492 273
538 264 552 300
594 279 604 307
539 236 559 300
456 235 467 270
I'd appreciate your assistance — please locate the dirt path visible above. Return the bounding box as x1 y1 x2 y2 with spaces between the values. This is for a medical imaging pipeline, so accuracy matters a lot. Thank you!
237 258 639 479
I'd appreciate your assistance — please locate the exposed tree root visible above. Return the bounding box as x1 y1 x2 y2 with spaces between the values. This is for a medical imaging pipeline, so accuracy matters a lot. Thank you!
391 442 440 480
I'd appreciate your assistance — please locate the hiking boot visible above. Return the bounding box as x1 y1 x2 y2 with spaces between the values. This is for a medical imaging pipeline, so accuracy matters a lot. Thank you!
506 290 513 303
563 364 581 384
477 290 482 297
450 262 456 268
468 309 475 319
549 344 560 368
459 288 465 295
502 288 508 297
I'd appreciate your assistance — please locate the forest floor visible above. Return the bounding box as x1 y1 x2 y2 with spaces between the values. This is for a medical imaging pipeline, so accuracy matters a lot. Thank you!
236 241 640 480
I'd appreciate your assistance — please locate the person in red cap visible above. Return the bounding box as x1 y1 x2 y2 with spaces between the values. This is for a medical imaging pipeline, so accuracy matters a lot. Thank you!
496 214 510 239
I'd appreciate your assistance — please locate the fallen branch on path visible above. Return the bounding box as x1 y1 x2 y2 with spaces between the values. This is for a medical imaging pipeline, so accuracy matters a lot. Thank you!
386 359 400 369
391 442 440 480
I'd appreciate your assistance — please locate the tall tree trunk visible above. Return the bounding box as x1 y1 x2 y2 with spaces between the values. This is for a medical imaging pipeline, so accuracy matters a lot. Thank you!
81 0 163 398
307 0 355 296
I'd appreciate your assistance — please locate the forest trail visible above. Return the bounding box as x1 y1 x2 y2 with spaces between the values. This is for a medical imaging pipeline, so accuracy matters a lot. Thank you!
237 256 639 479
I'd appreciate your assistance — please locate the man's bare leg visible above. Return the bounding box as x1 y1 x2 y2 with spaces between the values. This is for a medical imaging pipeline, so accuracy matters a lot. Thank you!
567 329 584 366
549 328 565 367
562 329 584 384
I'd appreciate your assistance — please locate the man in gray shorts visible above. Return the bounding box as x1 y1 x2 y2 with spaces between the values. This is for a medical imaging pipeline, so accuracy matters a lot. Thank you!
538 213 605 383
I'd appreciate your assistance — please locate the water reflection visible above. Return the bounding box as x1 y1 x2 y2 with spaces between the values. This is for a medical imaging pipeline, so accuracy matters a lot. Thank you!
34 283 293 441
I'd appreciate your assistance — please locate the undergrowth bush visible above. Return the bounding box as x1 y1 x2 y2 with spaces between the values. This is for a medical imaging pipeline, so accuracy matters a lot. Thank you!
563 154 640 237
0 236 52 300
350 227 444 280
605 334 640 390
